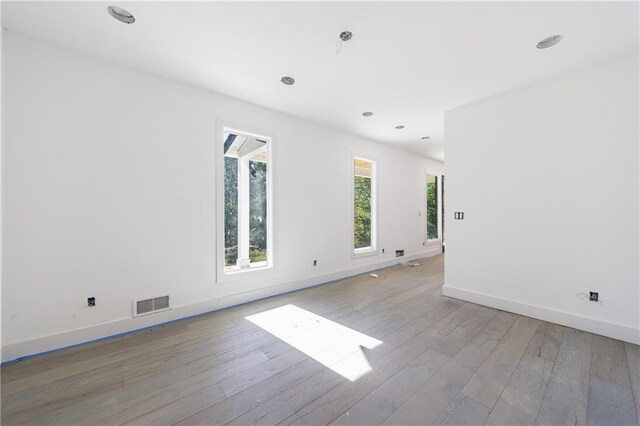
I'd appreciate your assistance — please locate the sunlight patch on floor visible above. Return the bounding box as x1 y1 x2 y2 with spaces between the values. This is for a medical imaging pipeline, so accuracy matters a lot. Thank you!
245 304 382 381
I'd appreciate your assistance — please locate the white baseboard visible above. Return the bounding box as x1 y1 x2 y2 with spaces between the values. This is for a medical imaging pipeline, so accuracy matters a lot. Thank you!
2 249 441 363
442 285 640 345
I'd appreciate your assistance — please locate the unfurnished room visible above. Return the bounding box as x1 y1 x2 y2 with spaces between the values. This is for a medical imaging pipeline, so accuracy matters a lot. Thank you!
0 1 639 425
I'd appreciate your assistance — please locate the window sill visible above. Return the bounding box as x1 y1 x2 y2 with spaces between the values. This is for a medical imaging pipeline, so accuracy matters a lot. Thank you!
353 247 378 259
224 261 271 275
425 239 442 246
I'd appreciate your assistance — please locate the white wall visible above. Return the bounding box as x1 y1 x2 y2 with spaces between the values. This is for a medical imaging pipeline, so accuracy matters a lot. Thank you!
1 32 444 362
444 54 639 344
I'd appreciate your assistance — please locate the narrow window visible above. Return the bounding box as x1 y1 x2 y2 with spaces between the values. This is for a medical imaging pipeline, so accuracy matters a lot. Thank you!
354 158 376 254
427 174 439 240
223 130 270 272
441 175 445 247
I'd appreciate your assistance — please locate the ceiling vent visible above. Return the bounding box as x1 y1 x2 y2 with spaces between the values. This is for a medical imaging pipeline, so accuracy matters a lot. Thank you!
133 295 170 317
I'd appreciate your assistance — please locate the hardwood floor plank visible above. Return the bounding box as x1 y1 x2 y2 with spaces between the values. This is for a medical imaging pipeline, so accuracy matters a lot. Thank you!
433 392 490 425
219 350 310 398
485 321 562 426
525 321 564 362
587 376 638 426
460 316 540 408
381 311 516 426
427 306 498 358
1 327 281 423
0 322 194 384
535 328 592 426
625 343 640 423
484 353 554 426
591 334 632 389
78 349 274 425
329 348 450 425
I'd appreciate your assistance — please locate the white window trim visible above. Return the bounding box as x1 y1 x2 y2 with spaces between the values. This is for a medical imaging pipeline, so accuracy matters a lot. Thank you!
425 170 443 245
352 155 378 258
216 122 275 283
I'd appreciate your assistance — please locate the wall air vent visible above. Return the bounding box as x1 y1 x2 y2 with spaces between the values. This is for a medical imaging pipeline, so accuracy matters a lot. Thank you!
133 295 170 317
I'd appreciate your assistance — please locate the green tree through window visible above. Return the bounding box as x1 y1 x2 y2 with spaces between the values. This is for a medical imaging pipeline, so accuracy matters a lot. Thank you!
249 161 267 262
224 156 238 266
354 175 372 249
427 174 438 240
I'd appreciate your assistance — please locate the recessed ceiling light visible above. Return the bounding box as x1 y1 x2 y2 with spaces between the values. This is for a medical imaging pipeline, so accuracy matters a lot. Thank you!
107 5 135 24
339 31 353 41
395 125 405 130
421 136 430 140
281 76 295 85
536 35 563 49
362 112 373 117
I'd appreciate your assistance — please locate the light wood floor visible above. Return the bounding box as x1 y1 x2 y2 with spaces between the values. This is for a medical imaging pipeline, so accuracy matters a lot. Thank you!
2 255 639 425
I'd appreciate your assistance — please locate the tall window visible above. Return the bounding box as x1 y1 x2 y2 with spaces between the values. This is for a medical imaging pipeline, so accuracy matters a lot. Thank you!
223 130 270 272
427 174 439 240
354 158 376 254
441 175 445 244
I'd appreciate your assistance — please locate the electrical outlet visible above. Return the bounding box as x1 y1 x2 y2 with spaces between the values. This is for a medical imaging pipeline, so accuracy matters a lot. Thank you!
313 260 317 267
454 212 465 220
382 248 385 254
589 292 599 302
88 297 96 307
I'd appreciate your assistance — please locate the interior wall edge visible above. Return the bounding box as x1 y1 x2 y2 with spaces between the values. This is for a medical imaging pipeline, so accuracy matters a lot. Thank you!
442 285 640 345
1 247 441 363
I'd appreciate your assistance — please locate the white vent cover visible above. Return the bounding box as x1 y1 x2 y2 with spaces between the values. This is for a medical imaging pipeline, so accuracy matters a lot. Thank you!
133 295 170 317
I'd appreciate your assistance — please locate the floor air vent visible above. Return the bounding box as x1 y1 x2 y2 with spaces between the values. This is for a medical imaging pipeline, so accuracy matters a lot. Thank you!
134 295 170 317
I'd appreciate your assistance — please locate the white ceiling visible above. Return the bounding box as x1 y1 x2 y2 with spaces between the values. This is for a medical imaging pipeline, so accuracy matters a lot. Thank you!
3 1 639 162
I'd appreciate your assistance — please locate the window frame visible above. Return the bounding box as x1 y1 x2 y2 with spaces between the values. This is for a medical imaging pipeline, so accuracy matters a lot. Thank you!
351 155 378 258
216 124 274 282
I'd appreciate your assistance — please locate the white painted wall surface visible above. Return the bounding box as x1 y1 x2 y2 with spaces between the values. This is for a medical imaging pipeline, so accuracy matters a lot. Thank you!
444 54 639 344
1 33 444 361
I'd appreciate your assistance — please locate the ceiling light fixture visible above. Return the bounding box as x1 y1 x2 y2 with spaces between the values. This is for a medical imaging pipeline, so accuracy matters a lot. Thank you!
362 112 373 117
107 5 135 24
280 76 295 85
421 136 430 140
337 31 353 55
536 35 563 49
339 31 353 41
395 125 405 130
